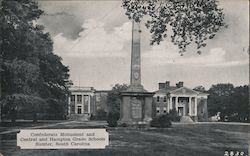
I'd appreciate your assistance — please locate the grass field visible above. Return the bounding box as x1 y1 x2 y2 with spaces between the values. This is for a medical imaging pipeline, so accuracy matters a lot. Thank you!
0 121 249 156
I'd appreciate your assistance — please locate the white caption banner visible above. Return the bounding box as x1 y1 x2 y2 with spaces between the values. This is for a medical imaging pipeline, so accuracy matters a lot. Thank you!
17 129 109 149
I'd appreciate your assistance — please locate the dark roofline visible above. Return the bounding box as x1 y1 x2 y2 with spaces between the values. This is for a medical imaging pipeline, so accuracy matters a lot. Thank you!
95 90 111 93
154 86 178 93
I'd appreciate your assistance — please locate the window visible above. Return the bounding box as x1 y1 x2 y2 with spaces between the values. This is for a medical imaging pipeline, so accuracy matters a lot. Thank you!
70 95 75 102
77 95 82 104
163 96 167 102
163 107 167 113
156 107 160 114
156 96 160 102
77 106 82 114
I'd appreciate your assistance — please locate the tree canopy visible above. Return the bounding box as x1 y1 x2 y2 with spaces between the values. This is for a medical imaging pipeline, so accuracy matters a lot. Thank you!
122 0 227 54
193 85 206 92
207 84 249 122
107 84 129 114
0 0 71 121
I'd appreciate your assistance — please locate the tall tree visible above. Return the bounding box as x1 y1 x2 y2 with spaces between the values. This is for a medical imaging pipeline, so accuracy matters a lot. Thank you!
0 0 71 122
230 85 249 122
122 0 226 54
107 84 129 114
207 83 234 120
208 84 249 122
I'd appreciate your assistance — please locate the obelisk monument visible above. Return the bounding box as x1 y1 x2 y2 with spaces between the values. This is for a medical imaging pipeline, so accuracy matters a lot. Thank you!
119 20 154 125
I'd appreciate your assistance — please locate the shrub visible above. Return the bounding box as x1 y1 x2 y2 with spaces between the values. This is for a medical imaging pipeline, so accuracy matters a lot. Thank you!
90 114 96 120
169 109 181 121
90 109 107 121
2 94 47 122
120 123 128 127
107 112 120 127
150 114 172 128
96 109 107 120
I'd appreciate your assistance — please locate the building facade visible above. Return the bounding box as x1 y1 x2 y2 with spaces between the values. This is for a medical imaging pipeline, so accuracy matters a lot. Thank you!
68 87 95 120
68 87 110 120
68 82 208 122
153 81 208 122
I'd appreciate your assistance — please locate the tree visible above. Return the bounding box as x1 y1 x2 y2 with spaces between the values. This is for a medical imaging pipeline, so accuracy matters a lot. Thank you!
207 83 234 120
122 0 227 54
106 84 128 127
2 94 47 123
230 85 249 122
0 0 71 122
193 85 206 92
208 84 249 122
106 84 129 114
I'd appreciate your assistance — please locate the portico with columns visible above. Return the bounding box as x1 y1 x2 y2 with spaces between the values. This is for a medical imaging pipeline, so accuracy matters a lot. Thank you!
68 86 95 120
153 81 208 122
169 94 198 117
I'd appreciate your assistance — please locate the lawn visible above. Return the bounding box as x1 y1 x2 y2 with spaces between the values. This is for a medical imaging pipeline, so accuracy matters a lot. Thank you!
0 121 249 156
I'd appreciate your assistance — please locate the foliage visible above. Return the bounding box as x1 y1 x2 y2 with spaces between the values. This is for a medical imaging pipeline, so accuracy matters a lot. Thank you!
193 85 206 92
2 94 47 122
168 109 181 121
107 112 120 127
208 84 249 122
46 98 67 119
90 109 107 121
122 0 227 54
150 113 172 128
106 84 129 114
96 109 107 120
0 0 71 121
208 83 234 118
230 86 249 121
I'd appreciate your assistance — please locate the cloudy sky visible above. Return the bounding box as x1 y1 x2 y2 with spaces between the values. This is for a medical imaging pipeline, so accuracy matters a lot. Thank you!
38 0 249 91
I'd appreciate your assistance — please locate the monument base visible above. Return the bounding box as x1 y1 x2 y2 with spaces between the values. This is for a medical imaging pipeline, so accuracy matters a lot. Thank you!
119 88 154 126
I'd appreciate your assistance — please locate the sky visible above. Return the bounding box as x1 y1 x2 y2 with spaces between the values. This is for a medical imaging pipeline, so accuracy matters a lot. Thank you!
38 0 249 91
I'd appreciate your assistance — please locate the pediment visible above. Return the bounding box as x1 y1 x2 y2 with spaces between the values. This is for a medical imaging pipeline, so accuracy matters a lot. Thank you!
170 87 198 96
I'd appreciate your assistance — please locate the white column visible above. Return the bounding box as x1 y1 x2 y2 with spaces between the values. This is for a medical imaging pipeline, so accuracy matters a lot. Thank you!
169 96 172 110
88 95 91 114
167 97 170 112
175 96 178 111
75 95 77 114
194 97 197 116
68 95 71 115
188 97 191 116
82 94 84 114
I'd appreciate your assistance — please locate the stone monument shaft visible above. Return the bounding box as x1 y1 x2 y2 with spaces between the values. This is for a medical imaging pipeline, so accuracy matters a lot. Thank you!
119 20 154 125
130 20 141 85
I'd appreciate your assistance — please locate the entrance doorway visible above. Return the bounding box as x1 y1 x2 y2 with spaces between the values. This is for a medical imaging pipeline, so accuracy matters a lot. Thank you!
178 107 184 116
77 106 82 114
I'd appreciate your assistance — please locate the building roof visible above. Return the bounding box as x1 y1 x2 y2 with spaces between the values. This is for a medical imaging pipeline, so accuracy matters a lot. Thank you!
154 86 178 94
69 86 111 94
154 86 209 96
69 86 95 92
95 90 111 93
170 87 199 96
